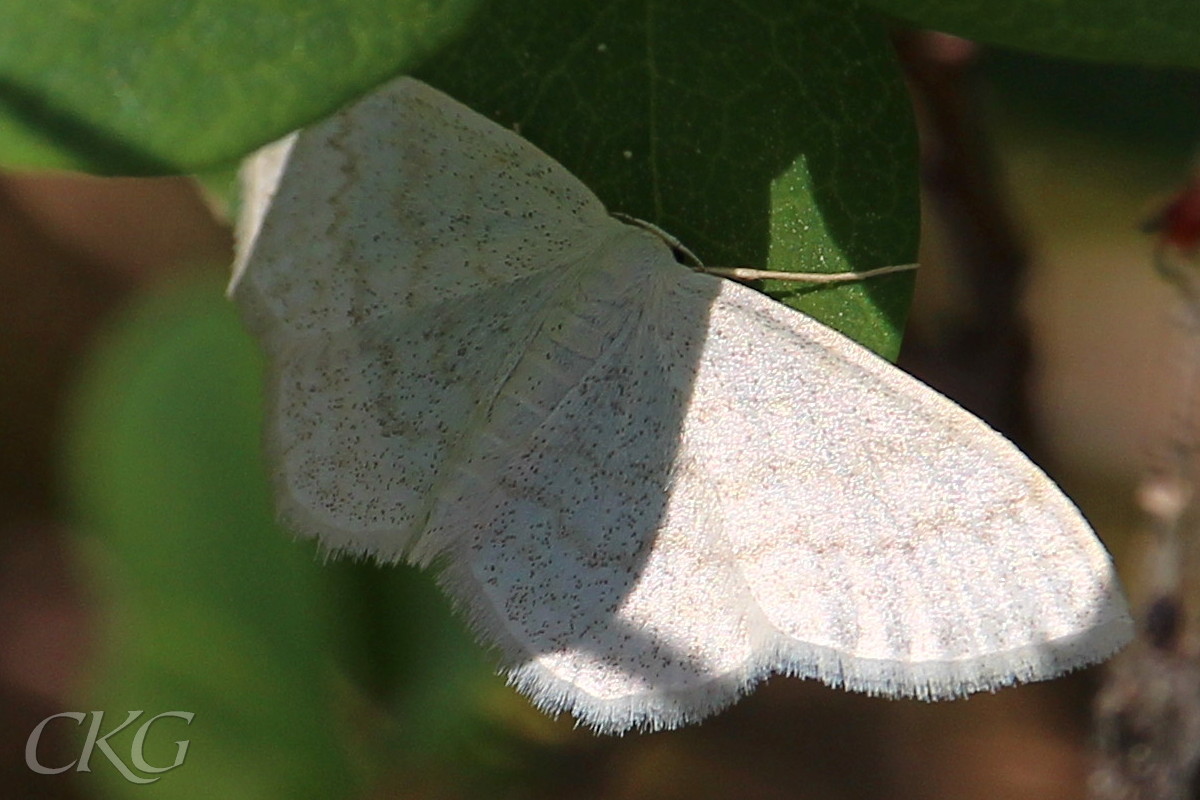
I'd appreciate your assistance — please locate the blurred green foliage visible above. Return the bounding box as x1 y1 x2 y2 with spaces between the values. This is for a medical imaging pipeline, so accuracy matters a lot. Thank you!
863 0 1200 68
984 50 1200 157
0 0 479 172
63 273 521 797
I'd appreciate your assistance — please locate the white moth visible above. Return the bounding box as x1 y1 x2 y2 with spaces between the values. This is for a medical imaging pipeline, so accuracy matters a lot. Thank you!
230 76 1131 734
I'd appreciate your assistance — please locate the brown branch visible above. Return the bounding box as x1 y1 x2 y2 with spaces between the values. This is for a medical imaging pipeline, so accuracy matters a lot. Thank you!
891 29 1037 450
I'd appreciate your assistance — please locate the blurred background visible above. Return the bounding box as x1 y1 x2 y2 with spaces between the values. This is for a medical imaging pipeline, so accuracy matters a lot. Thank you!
1 30 1198 800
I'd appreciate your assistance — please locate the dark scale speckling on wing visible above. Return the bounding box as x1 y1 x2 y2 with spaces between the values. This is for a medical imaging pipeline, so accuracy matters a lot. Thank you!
231 76 1132 734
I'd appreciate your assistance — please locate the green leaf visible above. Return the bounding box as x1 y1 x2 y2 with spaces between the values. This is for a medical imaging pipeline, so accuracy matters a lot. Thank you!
418 0 917 359
6 0 916 356
0 0 479 173
865 0 1200 69
63 273 356 798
